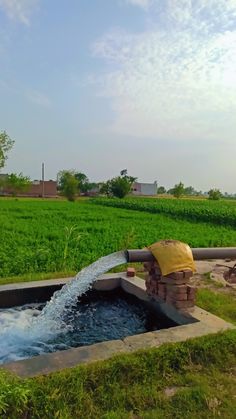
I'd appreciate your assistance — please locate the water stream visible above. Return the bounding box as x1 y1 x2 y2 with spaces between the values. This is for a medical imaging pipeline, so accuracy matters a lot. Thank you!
0 251 127 364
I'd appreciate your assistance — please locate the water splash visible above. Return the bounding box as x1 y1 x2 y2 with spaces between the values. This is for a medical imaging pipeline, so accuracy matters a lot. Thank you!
32 251 126 338
0 251 127 364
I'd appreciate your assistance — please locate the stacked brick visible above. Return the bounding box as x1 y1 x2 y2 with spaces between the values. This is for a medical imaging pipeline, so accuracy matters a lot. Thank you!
144 261 197 311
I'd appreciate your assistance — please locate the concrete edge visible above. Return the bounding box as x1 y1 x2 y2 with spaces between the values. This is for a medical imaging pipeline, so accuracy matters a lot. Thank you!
1 274 235 378
0 273 123 292
3 314 235 378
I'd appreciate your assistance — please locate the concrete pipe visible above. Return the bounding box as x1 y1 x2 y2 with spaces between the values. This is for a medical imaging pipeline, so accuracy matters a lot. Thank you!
126 247 236 263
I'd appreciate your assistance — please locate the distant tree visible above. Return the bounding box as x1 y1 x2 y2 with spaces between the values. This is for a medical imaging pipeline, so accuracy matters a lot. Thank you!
120 169 128 177
109 177 133 198
75 172 88 193
75 172 95 194
184 186 195 196
195 190 203 196
208 189 222 201
58 170 79 201
5 173 31 196
100 181 111 196
157 186 166 194
101 170 137 199
172 182 185 198
0 131 14 170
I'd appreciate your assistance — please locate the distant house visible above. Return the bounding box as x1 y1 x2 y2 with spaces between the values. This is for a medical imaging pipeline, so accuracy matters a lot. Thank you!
0 175 57 198
26 180 57 198
86 185 101 197
131 181 157 196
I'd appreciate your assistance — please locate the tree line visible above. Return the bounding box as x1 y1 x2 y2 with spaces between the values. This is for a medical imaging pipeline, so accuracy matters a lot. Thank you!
0 130 224 201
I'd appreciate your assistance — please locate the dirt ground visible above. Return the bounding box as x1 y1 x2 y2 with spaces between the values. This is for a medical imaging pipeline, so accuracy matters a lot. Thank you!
190 259 236 298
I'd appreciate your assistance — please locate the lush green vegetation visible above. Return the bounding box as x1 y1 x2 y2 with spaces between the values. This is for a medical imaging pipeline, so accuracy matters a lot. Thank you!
93 197 236 227
100 169 136 198
1 197 236 418
1 199 236 280
197 289 236 325
0 330 235 418
0 130 14 170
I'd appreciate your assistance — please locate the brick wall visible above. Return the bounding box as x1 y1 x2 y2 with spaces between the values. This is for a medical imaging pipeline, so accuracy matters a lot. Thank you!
144 261 197 311
27 181 57 197
1 180 57 197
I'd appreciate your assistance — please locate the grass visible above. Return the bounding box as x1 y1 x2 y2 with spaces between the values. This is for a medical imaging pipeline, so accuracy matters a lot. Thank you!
0 330 236 418
197 288 236 325
0 270 76 285
1 198 236 282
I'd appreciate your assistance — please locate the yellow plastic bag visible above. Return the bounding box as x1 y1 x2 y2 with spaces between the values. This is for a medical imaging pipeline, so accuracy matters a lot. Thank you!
148 240 196 276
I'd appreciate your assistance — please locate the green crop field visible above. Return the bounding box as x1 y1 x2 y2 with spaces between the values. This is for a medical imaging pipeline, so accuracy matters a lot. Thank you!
92 197 236 227
0 197 236 280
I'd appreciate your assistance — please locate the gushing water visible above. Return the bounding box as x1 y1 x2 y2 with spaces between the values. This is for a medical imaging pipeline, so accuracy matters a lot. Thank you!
0 251 126 364
33 251 126 337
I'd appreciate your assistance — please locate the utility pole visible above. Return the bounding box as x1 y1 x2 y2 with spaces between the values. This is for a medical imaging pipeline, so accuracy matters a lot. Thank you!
42 162 45 198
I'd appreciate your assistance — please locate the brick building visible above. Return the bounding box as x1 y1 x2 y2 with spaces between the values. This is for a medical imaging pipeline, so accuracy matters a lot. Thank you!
0 175 57 198
26 180 57 197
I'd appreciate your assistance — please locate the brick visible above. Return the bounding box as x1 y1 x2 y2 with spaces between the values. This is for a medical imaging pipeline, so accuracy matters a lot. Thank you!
148 279 158 293
151 273 162 281
146 282 152 290
164 272 185 280
183 270 193 279
166 292 188 301
153 260 160 267
173 300 194 309
187 285 197 296
167 285 187 301
143 262 158 272
160 277 186 285
150 278 158 286
127 267 136 277
173 294 188 301
157 292 167 301
164 270 193 280
149 274 159 282
145 276 151 285
158 283 166 291
166 296 174 304
187 295 196 302
166 284 187 292
143 262 154 271
167 289 187 298
166 296 189 305
154 267 162 275
152 284 159 294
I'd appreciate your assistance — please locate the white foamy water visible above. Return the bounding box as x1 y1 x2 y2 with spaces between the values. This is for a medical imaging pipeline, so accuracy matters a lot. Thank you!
0 251 126 364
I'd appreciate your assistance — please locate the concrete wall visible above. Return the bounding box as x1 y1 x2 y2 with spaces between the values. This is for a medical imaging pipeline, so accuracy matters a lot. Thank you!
132 182 157 196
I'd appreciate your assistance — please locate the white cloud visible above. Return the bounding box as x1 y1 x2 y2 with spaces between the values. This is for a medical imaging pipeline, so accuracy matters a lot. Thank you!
92 0 236 142
0 0 38 25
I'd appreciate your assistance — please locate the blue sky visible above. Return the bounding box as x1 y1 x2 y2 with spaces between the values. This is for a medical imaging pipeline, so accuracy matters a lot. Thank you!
0 0 236 192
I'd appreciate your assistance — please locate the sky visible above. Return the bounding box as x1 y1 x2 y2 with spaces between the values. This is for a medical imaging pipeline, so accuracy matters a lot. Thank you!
0 0 236 193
